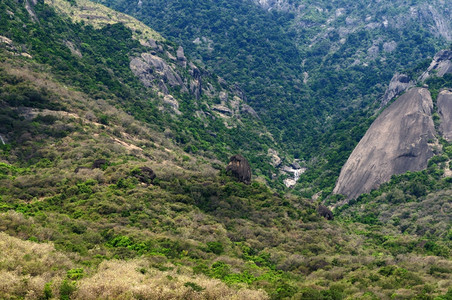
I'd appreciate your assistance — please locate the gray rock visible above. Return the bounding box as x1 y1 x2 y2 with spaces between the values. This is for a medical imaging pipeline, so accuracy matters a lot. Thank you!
212 105 233 116
268 149 282 167
189 63 202 99
438 89 452 142
419 50 452 82
92 159 108 169
134 167 156 184
334 88 436 201
281 165 294 173
241 104 259 119
130 53 187 92
317 205 333 220
383 41 397 53
291 162 301 169
367 45 379 59
176 46 187 68
381 73 414 107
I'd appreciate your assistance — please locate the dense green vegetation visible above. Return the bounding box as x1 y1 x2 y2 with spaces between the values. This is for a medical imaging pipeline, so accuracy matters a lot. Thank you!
99 0 449 193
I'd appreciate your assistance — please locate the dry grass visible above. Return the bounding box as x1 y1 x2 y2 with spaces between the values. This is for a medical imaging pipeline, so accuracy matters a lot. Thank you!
75 259 268 300
0 231 268 299
0 231 73 299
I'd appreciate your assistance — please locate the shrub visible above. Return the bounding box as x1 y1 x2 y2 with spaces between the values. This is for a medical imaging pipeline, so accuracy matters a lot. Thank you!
206 241 224 255
184 281 205 292
60 280 76 300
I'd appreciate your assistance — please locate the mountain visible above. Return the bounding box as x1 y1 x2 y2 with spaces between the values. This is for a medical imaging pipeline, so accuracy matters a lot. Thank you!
333 50 452 201
333 88 436 200
98 0 452 195
1 0 288 184
0 0 452 299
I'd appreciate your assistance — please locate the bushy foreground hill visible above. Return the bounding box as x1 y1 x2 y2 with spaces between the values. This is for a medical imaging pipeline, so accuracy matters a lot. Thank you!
0 0 451 299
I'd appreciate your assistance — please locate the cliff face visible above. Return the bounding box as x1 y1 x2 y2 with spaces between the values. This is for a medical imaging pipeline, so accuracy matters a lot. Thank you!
381 73 415 107
438 89 452 142
333 88 436 200
419 50 452 82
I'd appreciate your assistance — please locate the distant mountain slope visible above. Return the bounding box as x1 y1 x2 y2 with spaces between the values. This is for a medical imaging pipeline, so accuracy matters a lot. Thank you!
98 0 450 153
97 0 451 197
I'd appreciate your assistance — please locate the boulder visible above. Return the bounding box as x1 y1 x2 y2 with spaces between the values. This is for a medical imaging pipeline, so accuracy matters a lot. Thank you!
317 205 334 220
334 88 436 201
381 73 414 107
130 53 187 92
92 159 108 169
212 105 233 116
189 63 202 100
133 167 156 184
226 155 252 184
241 104 259 118
176 46 187 68
268 148 282 167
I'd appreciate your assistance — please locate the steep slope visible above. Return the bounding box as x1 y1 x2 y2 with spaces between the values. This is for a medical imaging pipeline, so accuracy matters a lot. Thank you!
333 50 452 201
0 0 284 182
333 88 436 200
438 89 452 142
99 0 450 149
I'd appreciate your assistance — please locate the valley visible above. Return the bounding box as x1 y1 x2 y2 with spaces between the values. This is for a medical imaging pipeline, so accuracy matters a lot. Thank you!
0 0 451 299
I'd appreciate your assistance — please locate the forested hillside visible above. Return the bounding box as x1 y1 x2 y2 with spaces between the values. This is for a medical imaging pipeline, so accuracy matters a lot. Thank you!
98 0 451 193
0 0 451 299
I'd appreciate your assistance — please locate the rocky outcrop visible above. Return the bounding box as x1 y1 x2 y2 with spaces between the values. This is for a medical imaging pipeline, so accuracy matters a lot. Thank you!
176 46 187 68
317 205 334 220
189 63 202 100
334 88 436 200
212 105 233 116
381 73 415 107
268 149 282 167
133 167 156 184
241 104 259 118
226 155 252 184
92 159 108 169
418 50 452 82
130 53 187 91
438 89 452 142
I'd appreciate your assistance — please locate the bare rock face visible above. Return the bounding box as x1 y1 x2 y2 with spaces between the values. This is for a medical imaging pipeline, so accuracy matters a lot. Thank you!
241 104 259 118
226 155 252 184
418 50 452 82
334 88 436 200
268 149 282 167
381 73 414 107
189 63 202 100
130 53 187 91
438 89 452 142
176 46 187 68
